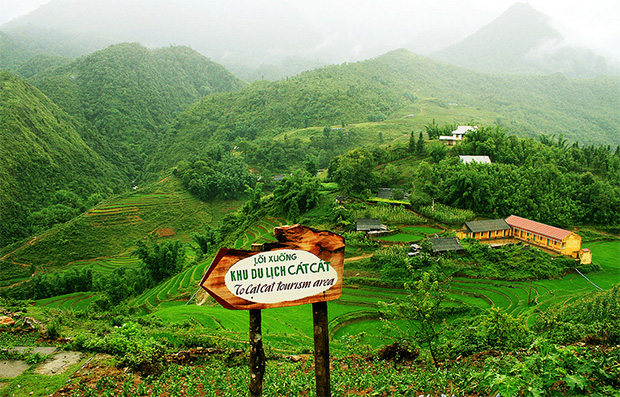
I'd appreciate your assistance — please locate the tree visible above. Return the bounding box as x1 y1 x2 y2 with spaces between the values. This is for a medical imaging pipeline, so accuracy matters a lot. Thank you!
381 272 449 366
328 148 377 194
416 131 425 155
304 155 317 177
135 239 185 283
193 225 221 255
408 131 416 153
424 119 441 140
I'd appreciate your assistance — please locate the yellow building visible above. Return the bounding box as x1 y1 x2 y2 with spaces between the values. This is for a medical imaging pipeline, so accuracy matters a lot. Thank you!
505 215 582 258
457 215 587 262
456 219 512 240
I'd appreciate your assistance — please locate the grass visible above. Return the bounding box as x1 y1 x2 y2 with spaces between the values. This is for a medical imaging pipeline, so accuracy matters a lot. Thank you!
375 226 444 243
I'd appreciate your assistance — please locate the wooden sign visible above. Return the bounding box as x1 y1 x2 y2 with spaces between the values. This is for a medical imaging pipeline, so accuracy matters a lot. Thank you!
200 224 345 310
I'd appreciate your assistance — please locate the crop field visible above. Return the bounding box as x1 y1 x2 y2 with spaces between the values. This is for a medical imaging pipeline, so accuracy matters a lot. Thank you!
35 292 99 310
85 193 184 228
417 203 476 225
376 225 444 242
131 235 619 352
232 218 288 250
68 254 141 275
583 240 620 289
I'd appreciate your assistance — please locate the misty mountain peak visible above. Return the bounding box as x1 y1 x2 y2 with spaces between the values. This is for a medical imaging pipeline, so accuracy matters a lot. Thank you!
430 2 616 77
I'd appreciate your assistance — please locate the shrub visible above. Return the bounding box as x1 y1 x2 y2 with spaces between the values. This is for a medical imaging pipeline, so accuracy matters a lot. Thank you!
71 322 166 374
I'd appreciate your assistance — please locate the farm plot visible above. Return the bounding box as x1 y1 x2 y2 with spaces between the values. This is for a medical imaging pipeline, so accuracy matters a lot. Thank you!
36 292 99 310
86 193 185 228
69 255 140 275
376 226 444 243
232 219 287 250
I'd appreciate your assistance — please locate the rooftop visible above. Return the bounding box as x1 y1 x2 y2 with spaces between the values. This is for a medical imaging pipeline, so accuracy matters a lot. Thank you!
465 219 510 233
356 218 384 232
429 237 464 252
452 126 477 135
505 215 572 241
459 155 491 164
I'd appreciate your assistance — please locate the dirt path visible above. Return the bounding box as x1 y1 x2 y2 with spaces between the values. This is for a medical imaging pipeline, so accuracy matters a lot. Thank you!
344 253 373 262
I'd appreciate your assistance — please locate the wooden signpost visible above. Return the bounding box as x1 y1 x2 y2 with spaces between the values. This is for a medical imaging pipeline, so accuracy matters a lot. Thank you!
200 224 345 397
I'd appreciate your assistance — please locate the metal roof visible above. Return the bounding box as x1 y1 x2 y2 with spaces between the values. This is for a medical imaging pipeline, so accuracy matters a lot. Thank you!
465 219 510 233
429 237 464 252
356 218 382 231
459 155 491 164
377 188 393 199
451 126 477 135
505 215 572 241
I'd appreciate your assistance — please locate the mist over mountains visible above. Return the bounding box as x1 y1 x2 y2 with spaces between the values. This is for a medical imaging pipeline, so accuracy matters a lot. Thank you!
430 3 619 77
1 0 617 79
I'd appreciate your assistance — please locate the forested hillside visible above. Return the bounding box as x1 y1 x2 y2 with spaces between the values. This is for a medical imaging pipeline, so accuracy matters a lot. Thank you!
0 32 31 71
27 43 246 176
148 49 619 175
0 72 124 246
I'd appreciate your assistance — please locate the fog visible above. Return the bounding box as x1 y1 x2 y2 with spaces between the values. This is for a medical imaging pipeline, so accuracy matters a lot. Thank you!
1 0 619 67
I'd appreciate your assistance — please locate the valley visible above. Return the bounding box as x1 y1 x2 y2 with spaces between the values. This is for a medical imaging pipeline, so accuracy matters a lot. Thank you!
1 5 619 394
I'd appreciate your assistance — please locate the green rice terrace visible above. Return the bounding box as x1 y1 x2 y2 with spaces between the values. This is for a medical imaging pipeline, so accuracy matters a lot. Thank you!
27 218 619 352
1 176 618 397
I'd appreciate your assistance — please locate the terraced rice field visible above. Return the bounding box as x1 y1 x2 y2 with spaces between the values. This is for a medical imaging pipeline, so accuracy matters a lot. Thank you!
69 255 141 275
36 292 99 310
232 218 287 250
85 193 187 228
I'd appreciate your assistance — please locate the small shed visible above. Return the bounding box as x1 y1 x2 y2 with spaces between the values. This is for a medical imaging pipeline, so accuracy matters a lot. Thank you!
356 218 384 232
429 237 464 253
377 188 393 199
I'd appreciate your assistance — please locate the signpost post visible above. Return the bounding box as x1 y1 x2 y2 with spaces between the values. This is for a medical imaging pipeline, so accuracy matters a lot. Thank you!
200 224 345 396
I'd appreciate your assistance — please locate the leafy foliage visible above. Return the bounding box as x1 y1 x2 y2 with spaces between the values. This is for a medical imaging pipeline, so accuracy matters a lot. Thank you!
271 172 321 222
135 239 185 283
176 155 256 201
420 126 620 226
533 284 620 345
0 71 123 246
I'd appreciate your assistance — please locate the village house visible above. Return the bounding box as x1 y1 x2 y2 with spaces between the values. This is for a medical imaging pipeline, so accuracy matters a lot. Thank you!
456 215 591 264
356 218 388 234
429 237 464 253
439 125 477 146
456 219 511 240
505 215 583 259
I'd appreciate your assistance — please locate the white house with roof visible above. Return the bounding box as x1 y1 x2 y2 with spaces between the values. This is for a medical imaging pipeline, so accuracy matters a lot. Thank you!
439 125 477 146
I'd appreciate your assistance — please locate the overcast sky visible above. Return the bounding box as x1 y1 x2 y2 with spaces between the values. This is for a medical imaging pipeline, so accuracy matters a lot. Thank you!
2 0 619 60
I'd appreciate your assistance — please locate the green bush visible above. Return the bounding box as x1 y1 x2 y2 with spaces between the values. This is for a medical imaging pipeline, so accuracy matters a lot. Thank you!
71 322 165 374
446 307 532 357
533 284 620 345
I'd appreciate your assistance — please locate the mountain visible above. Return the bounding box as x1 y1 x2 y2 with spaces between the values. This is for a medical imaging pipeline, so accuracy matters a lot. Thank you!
0 31 32 71
27 43 246 176
147 49 619 174
0 0 325 72
430 3 619 77
0 72 124 246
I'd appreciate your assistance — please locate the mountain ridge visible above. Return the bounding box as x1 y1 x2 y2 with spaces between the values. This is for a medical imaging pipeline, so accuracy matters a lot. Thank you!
430 2 619 77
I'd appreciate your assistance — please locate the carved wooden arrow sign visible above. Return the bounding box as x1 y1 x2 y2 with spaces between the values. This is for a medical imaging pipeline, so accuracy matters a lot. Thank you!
200 224 345 310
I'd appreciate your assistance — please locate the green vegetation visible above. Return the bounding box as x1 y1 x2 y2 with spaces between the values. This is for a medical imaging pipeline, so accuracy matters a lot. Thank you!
1 39 619 396
420 126 620 226
0 72 124 246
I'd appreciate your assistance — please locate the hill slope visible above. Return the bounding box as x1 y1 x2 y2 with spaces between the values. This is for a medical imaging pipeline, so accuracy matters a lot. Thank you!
0 72 124 246
28 43 246 176
148 49 619 174
430 3 618 77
